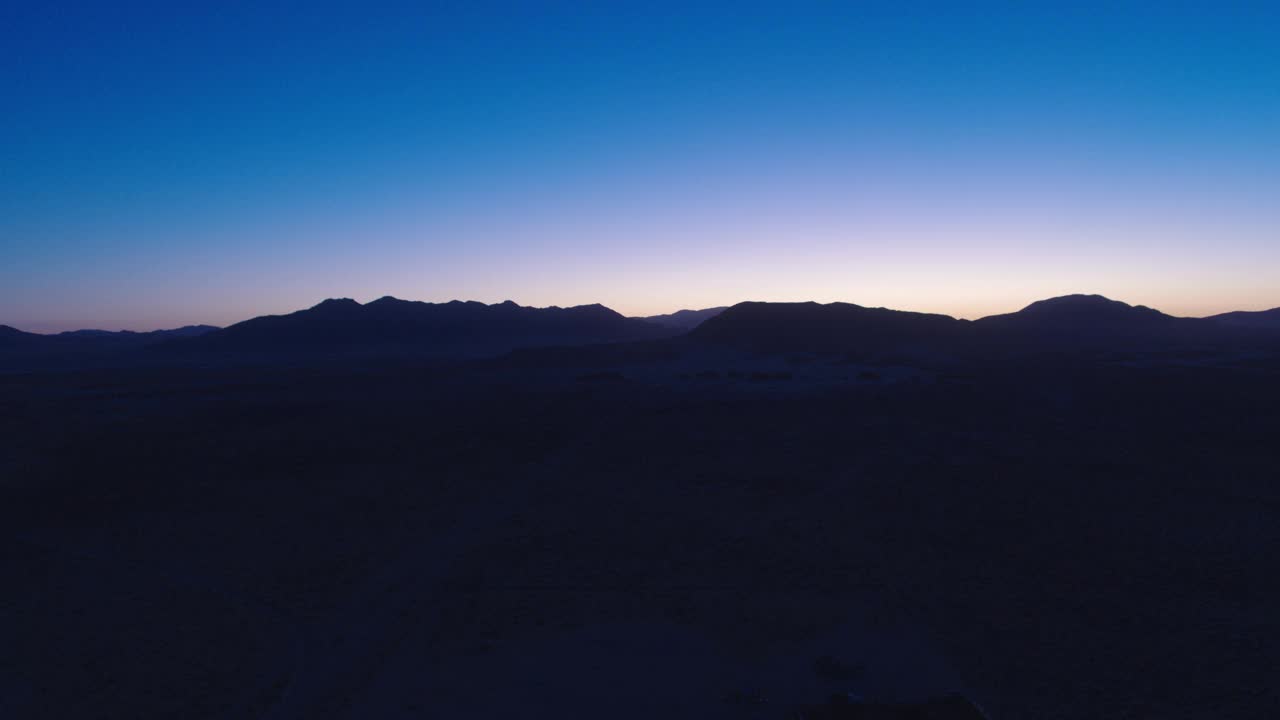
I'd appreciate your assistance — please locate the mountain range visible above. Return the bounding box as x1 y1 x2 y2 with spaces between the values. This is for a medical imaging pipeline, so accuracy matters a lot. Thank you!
693 294 1280 359
4 295 1279 367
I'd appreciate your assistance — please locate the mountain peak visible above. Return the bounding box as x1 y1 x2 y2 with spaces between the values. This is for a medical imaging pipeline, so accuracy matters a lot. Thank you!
1019 294 1153 313
566 303 625 319
974 293 1175 333
311 298 362 311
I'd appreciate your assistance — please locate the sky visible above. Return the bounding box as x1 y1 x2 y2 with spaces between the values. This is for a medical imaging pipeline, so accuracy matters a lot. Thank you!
3 1 1279 331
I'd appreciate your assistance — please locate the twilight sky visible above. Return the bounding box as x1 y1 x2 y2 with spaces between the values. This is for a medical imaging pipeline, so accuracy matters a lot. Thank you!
3 2 1279 332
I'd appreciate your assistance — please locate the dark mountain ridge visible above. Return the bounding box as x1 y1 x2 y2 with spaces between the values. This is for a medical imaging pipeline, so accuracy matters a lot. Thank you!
688 294 1280 360
0 324 219 349
57 325 220 339
972 294 1176 331
690 301 966 358
967 293 1198 340
7 294 1280 370
967 294 1280 355
1206 307 1280 330
177 297 675 355
0 324 222 371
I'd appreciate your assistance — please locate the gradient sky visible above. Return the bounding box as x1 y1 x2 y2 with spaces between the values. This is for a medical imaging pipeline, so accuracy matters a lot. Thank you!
3 2 1279 331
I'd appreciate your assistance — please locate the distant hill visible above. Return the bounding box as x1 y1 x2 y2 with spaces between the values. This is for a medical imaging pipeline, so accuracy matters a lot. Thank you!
638 307 728 330
972 294 1181 333
1206 307 1280 330
0 324 219 350
637 307 729 331
177 297 674 356
690 301 964 356
0 323 222 371
55 325 220 340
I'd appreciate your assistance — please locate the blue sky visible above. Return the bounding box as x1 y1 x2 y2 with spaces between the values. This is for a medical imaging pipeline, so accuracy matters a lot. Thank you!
3 2 1278 331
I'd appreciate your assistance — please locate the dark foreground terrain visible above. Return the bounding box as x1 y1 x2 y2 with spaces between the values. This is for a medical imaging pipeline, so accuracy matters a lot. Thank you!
3 346 1279 718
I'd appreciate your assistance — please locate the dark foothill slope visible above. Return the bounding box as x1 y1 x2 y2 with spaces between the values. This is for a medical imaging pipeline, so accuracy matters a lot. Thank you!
178 297 675 354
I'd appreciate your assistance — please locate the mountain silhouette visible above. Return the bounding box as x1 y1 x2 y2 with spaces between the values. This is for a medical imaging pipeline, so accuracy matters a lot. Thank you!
964 294 1280 353
972 294 1180 332
0 324 222 371
685 294 1280 359
637 307 728 331
178 297 673 355
0 324 219 350
1206 307 1280 330
55 325 220 340
8 294 1280 369
689 301 964 356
